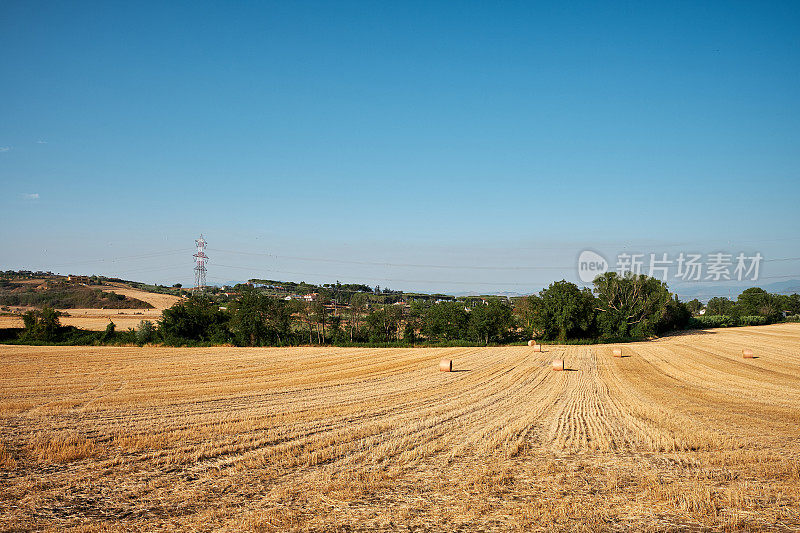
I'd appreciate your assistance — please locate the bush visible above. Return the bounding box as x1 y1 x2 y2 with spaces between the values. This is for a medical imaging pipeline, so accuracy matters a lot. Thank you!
229 287 291 346
688 315 733 329
160 296 230 345
102 321 116 342
656 296 691 334
785 314 800 322
21 307 62 341
135 320 157 345
737 315 767 326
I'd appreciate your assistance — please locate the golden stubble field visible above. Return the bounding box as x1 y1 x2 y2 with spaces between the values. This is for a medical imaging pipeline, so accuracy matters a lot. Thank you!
0 283 179 331
1 324 799 531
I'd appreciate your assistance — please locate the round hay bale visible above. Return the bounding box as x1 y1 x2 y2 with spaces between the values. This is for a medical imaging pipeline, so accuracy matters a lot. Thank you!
552 359 564 371
742 349 754 359
527 340 536 346
533 344 542 352
612 348 622 357
439 359 452 372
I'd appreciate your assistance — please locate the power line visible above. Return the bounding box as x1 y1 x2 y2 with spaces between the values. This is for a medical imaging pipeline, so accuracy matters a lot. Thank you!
212 263 546 286
765 257 800 263
33 243 800 274
214 248 800 271
212 261 800 288
213 249 570 270
47 249 193 269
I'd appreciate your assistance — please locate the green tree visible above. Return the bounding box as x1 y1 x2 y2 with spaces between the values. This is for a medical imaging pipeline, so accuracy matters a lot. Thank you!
515 296 540 339
382 305 403 341
159 296 229 344
21 306 62 342
686 299 704 315
532 281 595 342
364 304 403 342
288 299 314 344
328 314 344 343
593 273 670 339
656 296 691 334
403 302 425 343
422 302 468 341
467 299 514 344
737 287 780 321
135 320 156 345
228 286 291 346
102 321 116 343
348 292 368 342
775 293 800 315
311 298 328 344
706 296 736 317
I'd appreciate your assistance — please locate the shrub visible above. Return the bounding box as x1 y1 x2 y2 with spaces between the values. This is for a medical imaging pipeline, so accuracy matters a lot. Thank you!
737 315 767 326
160 296 230 345
688 315 733 329
21 307 62 341
102 321 116 342
135 320 156 345
228 287 291 346
656 296 691 334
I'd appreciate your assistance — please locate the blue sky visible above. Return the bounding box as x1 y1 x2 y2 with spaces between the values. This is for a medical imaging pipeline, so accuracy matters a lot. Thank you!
1 1 799 295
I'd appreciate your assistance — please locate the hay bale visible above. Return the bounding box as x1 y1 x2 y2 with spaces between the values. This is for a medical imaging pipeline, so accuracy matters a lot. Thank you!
439 359 452 372
742 349 754 359
533 344 542 352
552 359 564 371
612 348 622 357
527 340 536 346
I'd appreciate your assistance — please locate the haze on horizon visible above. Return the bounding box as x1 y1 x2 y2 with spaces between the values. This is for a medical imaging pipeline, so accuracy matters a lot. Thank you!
2 1 799 295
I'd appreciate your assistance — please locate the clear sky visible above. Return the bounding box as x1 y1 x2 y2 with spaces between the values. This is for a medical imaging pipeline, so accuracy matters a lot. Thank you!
2 1 799 296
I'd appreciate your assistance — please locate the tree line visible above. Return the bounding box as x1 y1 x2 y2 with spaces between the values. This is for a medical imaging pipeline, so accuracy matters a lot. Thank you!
151 274 800 346
7 274 799 347
156 287 517 346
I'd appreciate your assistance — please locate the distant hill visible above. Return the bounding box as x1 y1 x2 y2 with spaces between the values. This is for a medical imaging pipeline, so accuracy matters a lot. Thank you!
0 279 154 309
670 279 800 303
453 280 800 303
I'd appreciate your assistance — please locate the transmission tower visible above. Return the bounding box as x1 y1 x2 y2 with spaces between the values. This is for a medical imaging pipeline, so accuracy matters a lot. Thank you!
193 234 208 291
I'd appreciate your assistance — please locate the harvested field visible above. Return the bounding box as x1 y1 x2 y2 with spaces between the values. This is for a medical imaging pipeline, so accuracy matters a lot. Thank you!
0 284 178 331
0 312 159 332
1 324 799 531
87 284 181 311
